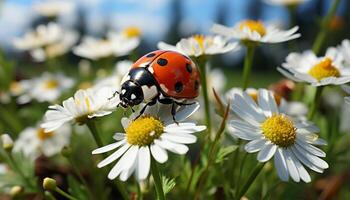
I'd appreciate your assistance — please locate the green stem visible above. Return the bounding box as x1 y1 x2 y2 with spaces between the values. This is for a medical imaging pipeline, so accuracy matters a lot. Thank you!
67 156 94 200
151 158 165 200
55 187 78 200
235 152 248 197
312 0 341 55
136 181 143 200
86 120 104 147
7 153 36 190
242 46 256 90
197 57 211 135
44 191 57 200
235 162 266 200
86 121 129 200
308 86 324 120
194 104 230 199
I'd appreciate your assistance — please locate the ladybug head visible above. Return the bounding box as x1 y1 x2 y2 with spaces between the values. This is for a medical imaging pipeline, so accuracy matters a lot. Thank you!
119 80 144 108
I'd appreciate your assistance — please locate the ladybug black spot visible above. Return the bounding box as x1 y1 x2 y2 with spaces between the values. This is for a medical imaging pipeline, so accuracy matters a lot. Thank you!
186 63 192 73
157 58 168 66
146 53 156 58
194 80 199 91
175 81 183 93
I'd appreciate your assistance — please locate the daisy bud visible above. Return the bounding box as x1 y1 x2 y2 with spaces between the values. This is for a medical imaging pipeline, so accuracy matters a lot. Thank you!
43 177 57 191
10 186 23 197
1 134 13 151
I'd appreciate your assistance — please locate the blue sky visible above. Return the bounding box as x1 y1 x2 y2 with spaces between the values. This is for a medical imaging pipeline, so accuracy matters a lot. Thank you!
0 0 347 50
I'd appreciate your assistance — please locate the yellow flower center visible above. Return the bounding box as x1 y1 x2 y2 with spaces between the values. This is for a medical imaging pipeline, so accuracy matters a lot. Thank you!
123 26 141 38
44 79 59 89
308 58 340 81
37 128 54 140
10 82 22 94
239 20 266 36
193 35 205 51
261 114 296 147
126 116 164 146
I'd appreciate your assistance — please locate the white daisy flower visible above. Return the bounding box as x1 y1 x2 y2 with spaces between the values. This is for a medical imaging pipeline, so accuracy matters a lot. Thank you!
30 72 74 102
228 89 328 182
41 87 119 132
278 48 350 86
92 103 206 181
339 39 350 66
33 0 75 17
211 20 300 44
13 124 71 160
263 0 309 6
225 88 308 118
9 80 35 104
13 23 78 62
93 60 132 91
157 35 239 57
73 27 141 60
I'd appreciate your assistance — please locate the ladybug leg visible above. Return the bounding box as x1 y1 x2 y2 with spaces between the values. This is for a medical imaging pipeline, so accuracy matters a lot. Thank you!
108 90 120 100
174 101 197 106
135 100 157 119
158 98 179 124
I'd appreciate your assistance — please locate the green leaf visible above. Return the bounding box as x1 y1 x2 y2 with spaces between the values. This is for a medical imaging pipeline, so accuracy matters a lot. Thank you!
162 176 176 195
215 145 238 164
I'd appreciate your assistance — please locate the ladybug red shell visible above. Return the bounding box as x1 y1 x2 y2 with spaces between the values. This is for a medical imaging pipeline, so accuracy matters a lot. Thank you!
132 50 200 99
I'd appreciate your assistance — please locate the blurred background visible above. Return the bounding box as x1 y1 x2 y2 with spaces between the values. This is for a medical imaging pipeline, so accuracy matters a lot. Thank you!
0 0 349 71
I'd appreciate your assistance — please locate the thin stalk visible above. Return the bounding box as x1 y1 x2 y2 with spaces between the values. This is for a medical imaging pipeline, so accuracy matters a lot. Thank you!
86 120 104 147
55 187 78 200
235 152 248 197
151 158 165 200
136 181 143 200
7 153 36 190
312 0 341 55
242 45 256 90
197 56 212 135
308 86 324 120
44 191 57 200
86 120 129 200
235 162 266 200
194 104 230 199
67 156 94 200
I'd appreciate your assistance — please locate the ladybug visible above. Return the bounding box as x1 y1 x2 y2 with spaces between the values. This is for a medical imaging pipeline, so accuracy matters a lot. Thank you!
117 50 201 120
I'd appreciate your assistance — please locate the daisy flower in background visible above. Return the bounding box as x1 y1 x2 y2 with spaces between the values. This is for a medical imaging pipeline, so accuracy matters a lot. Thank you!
93 60 132 91
278 48 350 86
33 0 75 17
228 89 328 182
157 35 240 57
263 0 309 6
10 73 74 104
1 134 14 150
92 103 206 181
73 27 141 60
225 88 308 118
339 39 350 65
13 124 71 160
41 87 119 132
30 73 74 102
13 23 78 62
211 20 300 44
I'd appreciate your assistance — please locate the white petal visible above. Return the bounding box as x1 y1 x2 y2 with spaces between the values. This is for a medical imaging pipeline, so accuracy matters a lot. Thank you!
244 138 267 153
97 144 130 168
161 133 197 144
135 146 151 181
274 148 289 181
291 146 324 173
257 143 277 162
290 150 311 183
150 144 168 163
296 140 326 157
107 146 138 180
113 133 126 141
282 149 300 182
92 139 126 154
154 139 189 154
